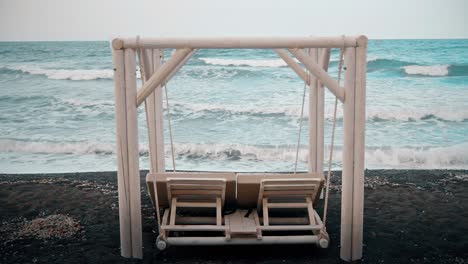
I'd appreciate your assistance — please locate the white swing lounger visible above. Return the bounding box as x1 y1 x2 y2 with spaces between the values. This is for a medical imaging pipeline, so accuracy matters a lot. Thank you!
258 178 324 231
147 172 329 249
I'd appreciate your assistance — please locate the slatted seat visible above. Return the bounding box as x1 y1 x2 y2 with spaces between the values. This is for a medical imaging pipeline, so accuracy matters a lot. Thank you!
160 178 229 237
257 178 323 231
167 178 226 225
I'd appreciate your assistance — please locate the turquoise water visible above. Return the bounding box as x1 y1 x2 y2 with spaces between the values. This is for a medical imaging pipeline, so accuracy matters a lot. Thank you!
0 39 467 173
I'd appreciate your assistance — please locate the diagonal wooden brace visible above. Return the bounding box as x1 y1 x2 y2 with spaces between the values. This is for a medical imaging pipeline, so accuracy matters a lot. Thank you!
162 49 197 87
319 48 331 78
275 48 332 87
136 48 193 106
275 49 310 85
289 48 345 102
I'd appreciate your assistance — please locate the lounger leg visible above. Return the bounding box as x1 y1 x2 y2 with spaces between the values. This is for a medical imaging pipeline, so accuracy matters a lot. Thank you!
253 211 263 239
263 198 269 226
225 215 231 240
216 197 222 226
170 197 177 225
161 209 170 239
306 197 316 225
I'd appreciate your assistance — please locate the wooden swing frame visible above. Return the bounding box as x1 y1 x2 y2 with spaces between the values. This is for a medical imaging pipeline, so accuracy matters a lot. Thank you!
111 35 367 261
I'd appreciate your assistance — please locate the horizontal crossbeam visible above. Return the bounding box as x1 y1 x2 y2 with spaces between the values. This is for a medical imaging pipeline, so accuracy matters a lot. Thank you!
113 36 361 49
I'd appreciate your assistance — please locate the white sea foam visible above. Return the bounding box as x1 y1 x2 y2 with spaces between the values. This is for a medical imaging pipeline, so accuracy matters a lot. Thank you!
367 108 468 122
200 58 288 67
200 56 380 68
0 139 116 155
402 65 449 76
174 102 306 117
62 98 115 107
5 65 142 80
1 139 467 169
9 65 114 80
173 102 468 122
173 143 468 170
362 144 468 169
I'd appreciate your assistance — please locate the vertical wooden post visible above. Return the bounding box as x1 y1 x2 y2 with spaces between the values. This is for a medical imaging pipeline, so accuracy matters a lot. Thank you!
341 47 356 261
113 49 132 258
124 48 143 258
316 48 331 175
153 49 166 173
144 49 165 173
309 48 330 178
308 48 319 172
351 35 367 260
142 49 156 172
317 48 331 199
316 48 324 175
341 35 366 261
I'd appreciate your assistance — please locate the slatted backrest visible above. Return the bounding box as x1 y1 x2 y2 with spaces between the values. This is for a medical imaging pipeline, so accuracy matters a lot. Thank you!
257 178 322 209
236 172 324 209
167 178 226 207
147 172 236 209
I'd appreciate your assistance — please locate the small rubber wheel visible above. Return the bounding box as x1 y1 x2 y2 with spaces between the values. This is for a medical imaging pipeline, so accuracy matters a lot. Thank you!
319 238 329 249
156 236 167 251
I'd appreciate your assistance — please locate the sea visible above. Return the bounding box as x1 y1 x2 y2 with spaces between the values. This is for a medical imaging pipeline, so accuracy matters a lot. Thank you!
0 39 467 173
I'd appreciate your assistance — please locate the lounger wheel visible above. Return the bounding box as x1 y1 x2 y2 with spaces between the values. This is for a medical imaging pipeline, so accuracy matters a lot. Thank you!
318 231 330 249
156 236 168 251
318 237 329 249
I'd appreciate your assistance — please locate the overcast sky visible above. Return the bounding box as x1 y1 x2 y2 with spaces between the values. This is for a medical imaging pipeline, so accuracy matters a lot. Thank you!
0 0 466 41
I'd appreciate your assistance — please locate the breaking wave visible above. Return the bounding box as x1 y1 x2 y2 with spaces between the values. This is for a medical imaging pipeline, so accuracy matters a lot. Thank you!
0 66 142 80
0 139 116 155
402 65 449 76
402 64 468 77
1 139 467 169
1 66 114 80
199 58 288 67
367 58 411 69
3 60 466 81
172 102 468 122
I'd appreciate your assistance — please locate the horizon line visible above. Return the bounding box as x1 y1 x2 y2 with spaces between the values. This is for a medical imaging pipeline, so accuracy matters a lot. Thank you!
0 37 467 42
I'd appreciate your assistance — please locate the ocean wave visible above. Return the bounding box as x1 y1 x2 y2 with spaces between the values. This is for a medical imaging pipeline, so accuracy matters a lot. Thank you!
0 139 116 155
173 102 304 118
362 144 468 169
199 58 288 67
200 57 402 69
1 139 467 169
366 108 468 122
197 57 468 78
368 58 411 69
402 64 468 77
402 65 449 76
2 94 464 122
2 59 466 82
1 65 115 80
449 64 468 77
62 98 115 108
172 102 468 122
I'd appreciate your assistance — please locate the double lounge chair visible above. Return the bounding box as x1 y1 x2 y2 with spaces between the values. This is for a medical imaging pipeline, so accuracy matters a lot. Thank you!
146 172 328 249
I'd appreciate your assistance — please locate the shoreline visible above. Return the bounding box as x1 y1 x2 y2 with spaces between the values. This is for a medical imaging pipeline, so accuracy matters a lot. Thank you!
1 169 467 263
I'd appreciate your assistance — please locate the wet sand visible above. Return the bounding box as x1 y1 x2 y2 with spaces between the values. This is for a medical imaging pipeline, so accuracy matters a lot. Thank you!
0 170 467 263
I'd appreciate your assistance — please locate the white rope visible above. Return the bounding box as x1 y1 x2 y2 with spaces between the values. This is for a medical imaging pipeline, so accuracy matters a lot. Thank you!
322 38 345 228
162 50 177 172
293 50 310 174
